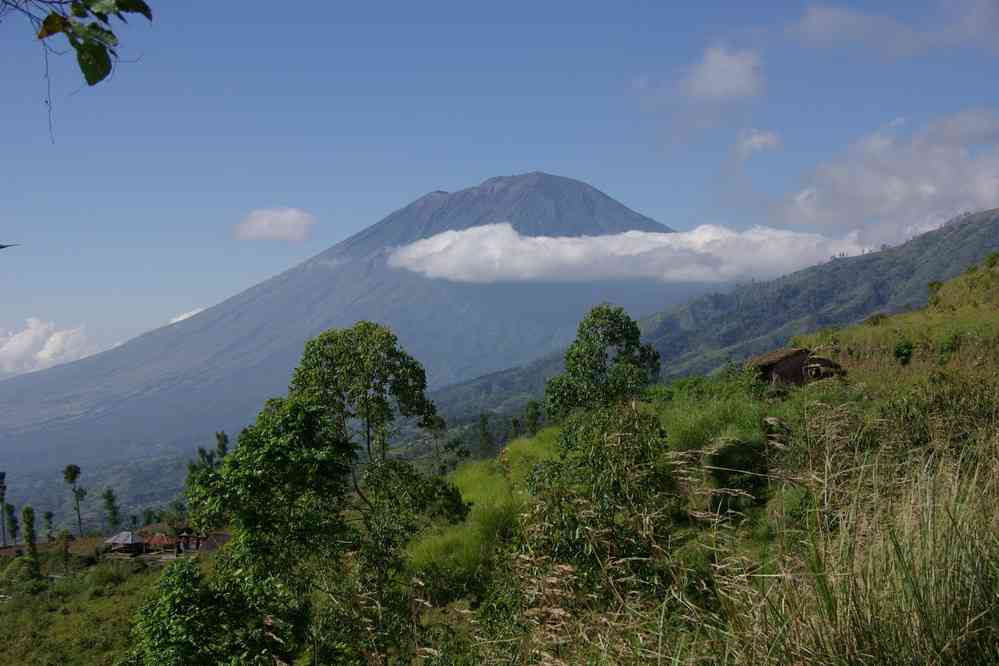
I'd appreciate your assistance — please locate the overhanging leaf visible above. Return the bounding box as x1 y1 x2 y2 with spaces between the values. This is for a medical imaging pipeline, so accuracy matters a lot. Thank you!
118 0 153 21
37 13 70 40
74 42 113 85
84 0 119 14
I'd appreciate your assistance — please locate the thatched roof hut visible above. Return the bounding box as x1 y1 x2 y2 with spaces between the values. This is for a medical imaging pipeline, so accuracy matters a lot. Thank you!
746 348 812 385
746 347 844 385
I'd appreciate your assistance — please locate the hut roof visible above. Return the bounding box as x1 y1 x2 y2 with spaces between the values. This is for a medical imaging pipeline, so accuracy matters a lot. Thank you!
745 347 810 369
105 531 144 545
147 533 175 546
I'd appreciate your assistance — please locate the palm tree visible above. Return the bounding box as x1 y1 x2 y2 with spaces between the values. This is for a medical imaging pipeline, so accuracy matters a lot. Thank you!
0 471 7 547
63 464 87 537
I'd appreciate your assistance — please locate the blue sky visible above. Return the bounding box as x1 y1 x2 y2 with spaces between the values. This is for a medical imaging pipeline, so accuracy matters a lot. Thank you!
2 0 999 372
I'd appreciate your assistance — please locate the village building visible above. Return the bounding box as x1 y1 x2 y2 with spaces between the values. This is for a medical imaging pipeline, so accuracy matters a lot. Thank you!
104 531 145 555
746 347 844 385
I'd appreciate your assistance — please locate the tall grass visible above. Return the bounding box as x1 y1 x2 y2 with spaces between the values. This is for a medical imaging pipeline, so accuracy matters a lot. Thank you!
705 449 999 665
406 428 559 596
650 373 766 452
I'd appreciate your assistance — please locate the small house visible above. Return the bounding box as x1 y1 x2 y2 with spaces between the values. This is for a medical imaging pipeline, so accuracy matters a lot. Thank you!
146 532 176 552
105 531 145 555
746 348 813 384
746 347 845 385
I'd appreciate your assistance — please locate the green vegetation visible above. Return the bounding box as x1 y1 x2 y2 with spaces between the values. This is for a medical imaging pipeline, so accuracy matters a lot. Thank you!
5 0 154 86
0 471 7 547
101 488 122 533
0 555 159 665
6 258 999 663
544 303 660 418
63 464 87 537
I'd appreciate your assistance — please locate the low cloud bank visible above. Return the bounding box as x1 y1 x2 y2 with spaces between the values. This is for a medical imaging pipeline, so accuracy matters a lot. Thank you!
0 318 97 377
388 223 866 284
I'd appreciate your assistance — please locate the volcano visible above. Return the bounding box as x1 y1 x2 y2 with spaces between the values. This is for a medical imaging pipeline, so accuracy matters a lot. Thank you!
0 172 715 504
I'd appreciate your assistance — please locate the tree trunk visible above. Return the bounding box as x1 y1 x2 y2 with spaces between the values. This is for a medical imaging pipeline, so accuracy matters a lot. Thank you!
75 494 83 537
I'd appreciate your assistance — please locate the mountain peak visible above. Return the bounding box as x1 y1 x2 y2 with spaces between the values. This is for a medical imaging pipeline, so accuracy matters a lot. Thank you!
333 172 671 259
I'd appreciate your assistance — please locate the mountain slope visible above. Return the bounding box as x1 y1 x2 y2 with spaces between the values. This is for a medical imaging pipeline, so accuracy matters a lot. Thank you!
644 209 999 376
434 209 999 423
1 172 713 506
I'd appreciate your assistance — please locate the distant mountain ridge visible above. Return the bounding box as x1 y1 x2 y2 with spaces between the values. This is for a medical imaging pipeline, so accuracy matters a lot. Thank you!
0 172 710 512
433 209 999 423
643 208 999 376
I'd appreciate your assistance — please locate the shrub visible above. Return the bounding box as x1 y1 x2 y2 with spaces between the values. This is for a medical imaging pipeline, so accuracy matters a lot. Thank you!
894 339 914 366
526 405 683 591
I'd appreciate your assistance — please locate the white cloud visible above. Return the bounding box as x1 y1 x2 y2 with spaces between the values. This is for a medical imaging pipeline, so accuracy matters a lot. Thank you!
234 208 316 241
682 45 763 101
737 129 781 159
778 109 999 245
388 223 866 284
169 308 205 325
789 2 999 55
0 318 97 377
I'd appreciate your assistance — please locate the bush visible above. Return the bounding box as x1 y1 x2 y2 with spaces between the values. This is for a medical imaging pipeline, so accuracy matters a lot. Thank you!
526 405 683 591
894 339 914 366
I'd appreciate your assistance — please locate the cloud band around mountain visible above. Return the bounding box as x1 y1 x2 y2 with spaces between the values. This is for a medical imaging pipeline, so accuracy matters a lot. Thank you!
388 222 867 284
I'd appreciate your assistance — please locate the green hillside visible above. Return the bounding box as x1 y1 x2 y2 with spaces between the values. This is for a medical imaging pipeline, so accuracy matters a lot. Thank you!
4 252 999 663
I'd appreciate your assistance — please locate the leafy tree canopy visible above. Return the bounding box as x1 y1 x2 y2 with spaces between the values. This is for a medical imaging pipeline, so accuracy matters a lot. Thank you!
544 304 660 419
290 320 437 462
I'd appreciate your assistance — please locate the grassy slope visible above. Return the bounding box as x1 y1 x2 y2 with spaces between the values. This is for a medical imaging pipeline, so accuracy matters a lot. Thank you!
408 252 999 663
0 547 158 666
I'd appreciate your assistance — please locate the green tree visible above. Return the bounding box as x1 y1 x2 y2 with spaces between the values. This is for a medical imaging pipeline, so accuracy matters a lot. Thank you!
478 412 494 454
290 320 437 464
126 557 264 665
524 399 542 435
43 510 54 542
179 394 355 664
528 404 682 588
57 529 72 573
0 471 6 547
544 304 660 419
141 322 466 662
21 506 40 579
101 487 121 533
160 500 186 537
3 0 153 86
188 431 230 476
4 502 19 543
63 464 87 537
